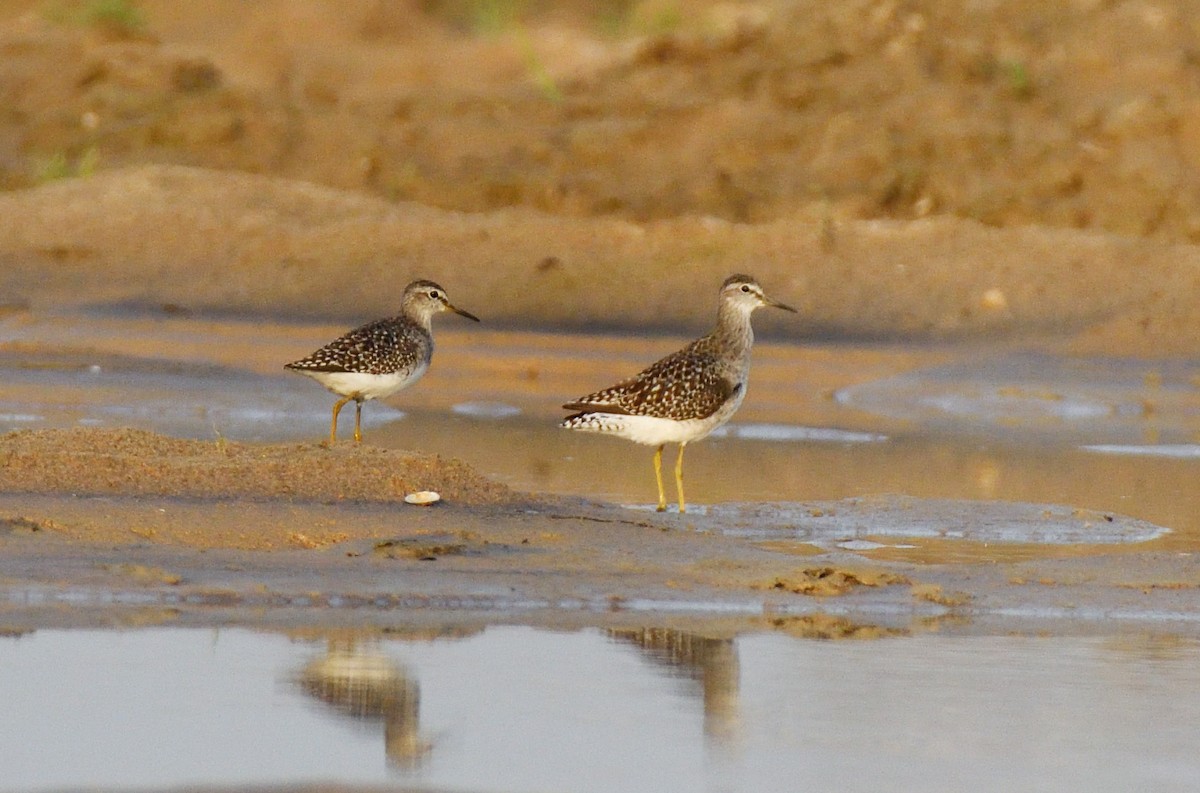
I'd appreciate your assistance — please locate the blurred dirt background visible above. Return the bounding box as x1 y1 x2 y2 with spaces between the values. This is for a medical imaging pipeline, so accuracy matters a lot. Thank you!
1 0 1199 350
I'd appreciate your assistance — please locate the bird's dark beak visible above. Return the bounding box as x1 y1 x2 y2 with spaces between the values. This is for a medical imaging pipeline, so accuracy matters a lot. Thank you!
766 297 797 313
448 303 481 322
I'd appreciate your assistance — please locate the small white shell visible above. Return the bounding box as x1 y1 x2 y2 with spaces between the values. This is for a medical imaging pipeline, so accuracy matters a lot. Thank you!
404 491 442 506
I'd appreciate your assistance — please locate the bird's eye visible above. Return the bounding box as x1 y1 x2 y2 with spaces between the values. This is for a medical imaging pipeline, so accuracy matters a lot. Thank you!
430 290 441 299
740 285 751 293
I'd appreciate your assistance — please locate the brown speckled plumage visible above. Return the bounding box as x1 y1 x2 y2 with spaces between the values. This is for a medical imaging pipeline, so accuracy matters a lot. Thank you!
560 274 795 513
562 335 739 421
286 315 432 378
286 279 479 444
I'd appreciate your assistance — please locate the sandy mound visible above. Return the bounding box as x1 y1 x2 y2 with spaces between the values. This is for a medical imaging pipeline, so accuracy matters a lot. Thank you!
0 427 515 505
0 164 1196 353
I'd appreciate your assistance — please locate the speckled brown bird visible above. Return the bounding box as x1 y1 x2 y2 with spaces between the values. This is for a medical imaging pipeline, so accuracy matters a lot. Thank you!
561 274 795 513
286 280 479 444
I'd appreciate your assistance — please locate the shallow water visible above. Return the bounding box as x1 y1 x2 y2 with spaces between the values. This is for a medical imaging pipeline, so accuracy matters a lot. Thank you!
3 626 1199 793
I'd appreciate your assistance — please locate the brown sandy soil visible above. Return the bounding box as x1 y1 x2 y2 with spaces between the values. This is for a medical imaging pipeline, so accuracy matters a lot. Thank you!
0 1 1196 354
2 1 1200 240
1 164 1199 356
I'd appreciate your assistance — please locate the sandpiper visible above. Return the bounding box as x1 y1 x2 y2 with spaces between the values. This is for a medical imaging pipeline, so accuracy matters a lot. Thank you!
286 280 479 444
561 274 796 513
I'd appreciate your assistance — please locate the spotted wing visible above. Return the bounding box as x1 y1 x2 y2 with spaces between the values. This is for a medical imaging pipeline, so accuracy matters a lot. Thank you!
563 346 735 421
285 318 424 376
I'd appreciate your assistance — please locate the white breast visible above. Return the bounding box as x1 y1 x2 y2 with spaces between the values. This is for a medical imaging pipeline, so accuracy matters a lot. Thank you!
563 408 735 446
300 361 429 401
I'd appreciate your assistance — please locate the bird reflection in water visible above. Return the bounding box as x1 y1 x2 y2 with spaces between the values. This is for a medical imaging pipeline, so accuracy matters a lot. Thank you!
295 638 430 769
608 628 740 743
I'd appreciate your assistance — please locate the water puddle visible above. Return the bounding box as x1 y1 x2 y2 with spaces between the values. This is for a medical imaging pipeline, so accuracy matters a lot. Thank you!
702 496 1169 545
835 352 1200 443
2 626 1198 793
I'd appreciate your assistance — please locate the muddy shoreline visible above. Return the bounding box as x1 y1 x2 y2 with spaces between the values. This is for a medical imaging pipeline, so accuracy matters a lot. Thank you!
1 426 1196 638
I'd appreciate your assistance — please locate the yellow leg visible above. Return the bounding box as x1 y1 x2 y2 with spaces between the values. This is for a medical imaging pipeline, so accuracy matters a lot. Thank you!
330 396 352 445
675 443 687 514
653 444 667 512
354 400 363 444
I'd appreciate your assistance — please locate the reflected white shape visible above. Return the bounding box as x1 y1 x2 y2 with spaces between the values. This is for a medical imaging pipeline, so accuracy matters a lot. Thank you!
921 392 1110 420
836 539 916 550
452 401 521 419
0 413 42 422
625 503 711 516
1082 444 1200 458
711 423 886 443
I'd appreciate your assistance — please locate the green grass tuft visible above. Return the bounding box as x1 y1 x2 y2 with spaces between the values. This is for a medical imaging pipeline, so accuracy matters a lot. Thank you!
1001 60 1033 99
31 147 101 183
43 0 147 35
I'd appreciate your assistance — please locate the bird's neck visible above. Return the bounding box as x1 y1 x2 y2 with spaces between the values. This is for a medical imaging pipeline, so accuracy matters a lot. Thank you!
712 303 755 356
402 307 434 333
